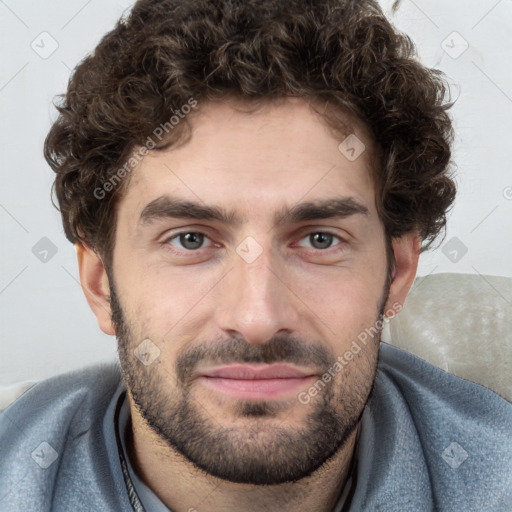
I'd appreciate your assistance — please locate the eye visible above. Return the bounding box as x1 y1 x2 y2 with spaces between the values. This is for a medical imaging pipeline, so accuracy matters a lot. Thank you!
166 232 214 251
296 232 343 250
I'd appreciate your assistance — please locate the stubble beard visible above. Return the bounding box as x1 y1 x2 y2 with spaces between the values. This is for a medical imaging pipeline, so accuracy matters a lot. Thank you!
109 273 388 485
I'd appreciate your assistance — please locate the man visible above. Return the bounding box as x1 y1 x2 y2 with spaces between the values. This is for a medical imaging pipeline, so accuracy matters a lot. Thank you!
1 0 511 510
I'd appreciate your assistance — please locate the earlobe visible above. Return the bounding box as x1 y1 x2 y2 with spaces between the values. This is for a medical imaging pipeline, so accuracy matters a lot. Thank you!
75 243 116 335
384 232 420 316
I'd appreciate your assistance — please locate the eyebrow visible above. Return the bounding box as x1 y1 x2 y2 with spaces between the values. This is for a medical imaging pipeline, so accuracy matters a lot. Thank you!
138 195 369 227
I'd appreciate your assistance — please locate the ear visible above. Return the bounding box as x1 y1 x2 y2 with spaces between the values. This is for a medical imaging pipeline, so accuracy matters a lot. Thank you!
75 243 115 335
384 232 420 316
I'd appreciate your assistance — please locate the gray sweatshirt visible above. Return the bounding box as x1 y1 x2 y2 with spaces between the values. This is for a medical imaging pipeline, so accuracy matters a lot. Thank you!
1 343 511 511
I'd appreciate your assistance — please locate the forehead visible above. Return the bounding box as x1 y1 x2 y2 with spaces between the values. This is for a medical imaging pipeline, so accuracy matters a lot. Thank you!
119 97 377 222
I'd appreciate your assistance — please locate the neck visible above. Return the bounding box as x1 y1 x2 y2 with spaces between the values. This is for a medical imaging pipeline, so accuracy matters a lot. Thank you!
126 405 359 512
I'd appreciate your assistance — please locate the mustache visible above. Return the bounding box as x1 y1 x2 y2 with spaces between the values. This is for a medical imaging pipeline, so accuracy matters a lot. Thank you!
175 335 334 384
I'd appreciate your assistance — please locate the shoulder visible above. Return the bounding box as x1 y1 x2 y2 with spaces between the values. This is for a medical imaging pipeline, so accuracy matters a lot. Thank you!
0 362 122 425
376 342 512 419
0 363 124 509
375 343 512 457
354 343 512 511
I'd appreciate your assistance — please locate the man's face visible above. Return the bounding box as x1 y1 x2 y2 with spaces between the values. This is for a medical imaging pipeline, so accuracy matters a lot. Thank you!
108 98 390 485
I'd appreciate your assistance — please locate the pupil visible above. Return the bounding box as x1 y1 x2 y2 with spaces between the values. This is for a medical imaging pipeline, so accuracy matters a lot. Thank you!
181 233 203 249
311 233 332 249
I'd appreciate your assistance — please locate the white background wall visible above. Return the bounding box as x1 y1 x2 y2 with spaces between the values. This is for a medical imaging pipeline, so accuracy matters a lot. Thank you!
1 0 511 385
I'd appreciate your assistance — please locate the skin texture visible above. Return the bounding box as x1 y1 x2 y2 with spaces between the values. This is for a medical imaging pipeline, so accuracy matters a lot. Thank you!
77 97 419 512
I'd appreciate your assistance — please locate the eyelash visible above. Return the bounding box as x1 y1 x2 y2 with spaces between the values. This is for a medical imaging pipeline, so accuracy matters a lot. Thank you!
162 230 346 254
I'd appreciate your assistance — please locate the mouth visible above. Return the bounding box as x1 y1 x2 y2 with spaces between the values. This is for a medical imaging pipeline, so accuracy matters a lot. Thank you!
196 364 317 400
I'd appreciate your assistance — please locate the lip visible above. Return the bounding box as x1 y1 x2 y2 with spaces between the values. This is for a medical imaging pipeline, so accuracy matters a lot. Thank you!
196 364 317 400
200 363 314 380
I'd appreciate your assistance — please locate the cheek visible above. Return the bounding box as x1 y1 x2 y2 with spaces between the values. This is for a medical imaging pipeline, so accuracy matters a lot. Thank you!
118 264 223 338
288 268 385 361
292 263 383 314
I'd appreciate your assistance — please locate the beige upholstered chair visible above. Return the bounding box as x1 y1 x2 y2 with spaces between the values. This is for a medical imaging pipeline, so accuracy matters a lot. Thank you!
383 273 512 402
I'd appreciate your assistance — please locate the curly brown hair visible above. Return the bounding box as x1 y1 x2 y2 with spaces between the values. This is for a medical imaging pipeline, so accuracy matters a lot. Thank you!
44 0 456 269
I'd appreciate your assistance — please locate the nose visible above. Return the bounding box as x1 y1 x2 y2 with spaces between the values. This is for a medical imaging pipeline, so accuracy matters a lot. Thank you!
215 243 300 345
